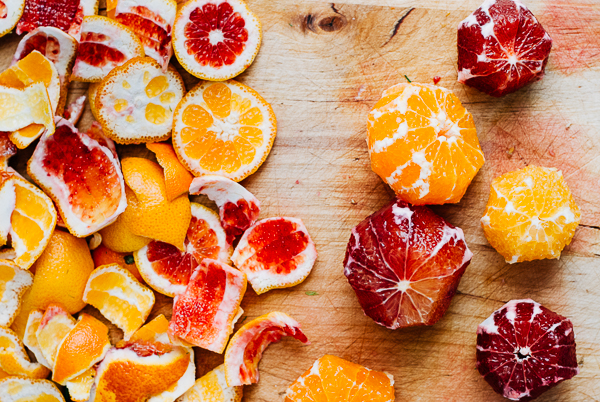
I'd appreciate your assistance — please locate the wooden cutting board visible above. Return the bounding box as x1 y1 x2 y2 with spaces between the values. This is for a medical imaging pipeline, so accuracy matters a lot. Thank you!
3 0 600 400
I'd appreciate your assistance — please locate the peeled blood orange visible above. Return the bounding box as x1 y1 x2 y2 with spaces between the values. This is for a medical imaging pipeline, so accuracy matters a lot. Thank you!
27 118 127 237
457 0 553 97
344 199 472 329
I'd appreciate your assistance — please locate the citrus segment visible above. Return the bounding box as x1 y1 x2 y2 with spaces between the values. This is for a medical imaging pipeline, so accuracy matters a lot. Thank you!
72 16 145 82
232 217 317 295
22 309 51 368
93 244 142 281
344 199 472 329
172 0 262 80
224 311 309 386
36 304 76 369
179 364 243 402
0 377 65 402
96 57 185 144
16 0 98 40
169 259 246 353
130 314 170 343
285 355 395 402
134 202 231 296
0 326 50 378
66 368 97 402
147 142 194 202
190 175 260 244
83 263 155 339
367 83 485 205
0 0 24 38
0 260 33 327
63 95 86 124
115 0 177 71
173 80 276 181
481 165 581 263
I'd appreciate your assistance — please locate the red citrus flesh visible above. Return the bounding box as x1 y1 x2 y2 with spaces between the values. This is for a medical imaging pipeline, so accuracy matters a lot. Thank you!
77 32 127 68
63 95 86 124
222 199 259 244
343 199 472 329
116 340 172 357
0 2 6 19
0 132 16 162
477 299 579 401
14 31 61 64
17 0 84 37
457 0 552 97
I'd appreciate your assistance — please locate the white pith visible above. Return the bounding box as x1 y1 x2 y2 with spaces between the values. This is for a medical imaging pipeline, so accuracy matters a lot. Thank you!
0 377 64 402
0 0 25 37
0 260 32 327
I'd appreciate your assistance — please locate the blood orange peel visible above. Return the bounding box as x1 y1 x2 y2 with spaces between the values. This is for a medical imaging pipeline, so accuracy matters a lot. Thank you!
0 260 32 327
477 299 578 401
0 377 65 402
147 142 194 202
0 0 24 38
190 174 260 244
344 199 472 329
63 95 86 124
224 311 309 386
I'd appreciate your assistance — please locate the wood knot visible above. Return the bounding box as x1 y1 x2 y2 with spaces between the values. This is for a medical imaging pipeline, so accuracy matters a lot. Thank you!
318 15 345 32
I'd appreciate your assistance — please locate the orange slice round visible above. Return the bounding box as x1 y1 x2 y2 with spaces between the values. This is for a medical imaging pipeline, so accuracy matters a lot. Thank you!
285 355 395 402
96 57 185 144
134 203 231 297
0 0 25 38
232 217 317 295
169 258 246 353
179 364 243 402
172 0 262 80
147 142 194 202
22 309 51 368
224 311 309 386
172 80 276 181
0 326 50 379
0 260 32 327
0 377 65 402
72 16 145 83
83 263 155 340
35 304 76 369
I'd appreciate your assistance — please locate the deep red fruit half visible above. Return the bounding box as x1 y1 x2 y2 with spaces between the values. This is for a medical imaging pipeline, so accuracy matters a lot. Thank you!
477 299 579 401
344 199 472 329
457 0 552 97
17 0 86 39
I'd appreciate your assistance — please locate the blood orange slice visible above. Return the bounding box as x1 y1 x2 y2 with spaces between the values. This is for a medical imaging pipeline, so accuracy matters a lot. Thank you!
232 217 317 295
16 0 98 40
172 0 262 80
477 299 579 401
0 0 25 38
224 311 309 386
190 175 260 244
457 0 553 97
115 0 177 71
169 258 246 353
63 95 86 124
28 118 127 237
134 202 231 297
72 16 145 82
344 199 472 329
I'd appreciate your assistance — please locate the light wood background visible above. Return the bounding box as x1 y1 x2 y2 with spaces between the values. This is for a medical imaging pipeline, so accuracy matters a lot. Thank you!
3 0 600 400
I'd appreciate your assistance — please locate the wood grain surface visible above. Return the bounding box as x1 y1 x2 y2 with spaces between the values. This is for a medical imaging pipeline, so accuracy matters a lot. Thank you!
3 0 600 401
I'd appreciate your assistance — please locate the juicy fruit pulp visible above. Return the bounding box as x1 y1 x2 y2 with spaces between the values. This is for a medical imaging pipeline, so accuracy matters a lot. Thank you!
179 364 243 402
17 0 85 39
477 300 578 401
344 199 472 329
457 0 553 97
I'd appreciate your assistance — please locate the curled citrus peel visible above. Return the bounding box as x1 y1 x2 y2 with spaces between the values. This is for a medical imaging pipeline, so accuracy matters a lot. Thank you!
0 326 50 378
147 142 193 202
23 309 51 368
0 377 65 402
36 304 76 369
0 260 32 327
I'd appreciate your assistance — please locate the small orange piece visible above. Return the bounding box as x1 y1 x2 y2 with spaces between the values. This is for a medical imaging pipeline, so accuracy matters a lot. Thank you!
36 304 76 369
130 314 170 343
92 244 142 281
0 326 50 379
0 260 33 327
179 364 243 402
99 193 152 254
0 377 65 402
481 165 581 263
285 355 395 402
147 142 194 201
367 83 485 205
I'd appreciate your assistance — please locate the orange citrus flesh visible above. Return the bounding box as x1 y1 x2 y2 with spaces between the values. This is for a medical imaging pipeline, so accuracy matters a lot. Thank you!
147 142 193 201
0 259 33 327
0 326 50 378
23 309 51 368
66 367 97 402
130 314 170 343
92 244 142 281
179 364 243 402
36 304 76 369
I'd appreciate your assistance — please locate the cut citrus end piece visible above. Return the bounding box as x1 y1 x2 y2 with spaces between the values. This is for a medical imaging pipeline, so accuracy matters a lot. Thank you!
130 314 170 344
36 304 76 369
22 309 51 368
63 95 86 125
96 57 185 144
0 177 15 246
224 311 309 386
72 16 145 83
0 260 33 327
285 355 395 402
147 142 194 201
481 165 581 264
66 367 97 402
121 157 191 250
368 82 485 205
344 199 472 329
0 377 65 402
28 119 127 238
134 202 231 296
92 244 142 281
99 197 152 254
0 326 50 379
0 0 24 38
232 217 317 295
115 0 177 71
169 258 246 353
172 0 262 80
0 132 17 170
53 313 111 385
179 364 243 402
190 175 260 244
83 263 155 340
173 80 277 181
16 0 98 40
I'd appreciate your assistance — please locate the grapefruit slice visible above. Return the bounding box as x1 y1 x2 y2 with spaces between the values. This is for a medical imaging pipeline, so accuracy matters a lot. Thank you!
0 377 65 402
147 142 194 202
22 309 51 368
72 16 145 83
224 311 309 386
95 57 185 144
477 299 579 401
344 199 472 329
0 260 33 327
232 217 317 295
36 304 76 369
0 0 24 38
63 95 86 124
28 118 127 237
16 0 98 40
0 326 50 378
115 0 177 71
457 0 553 97
179 364 243 402
134 202 231 297
169 258 247 353
190 175 260 244
172 0 262 80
